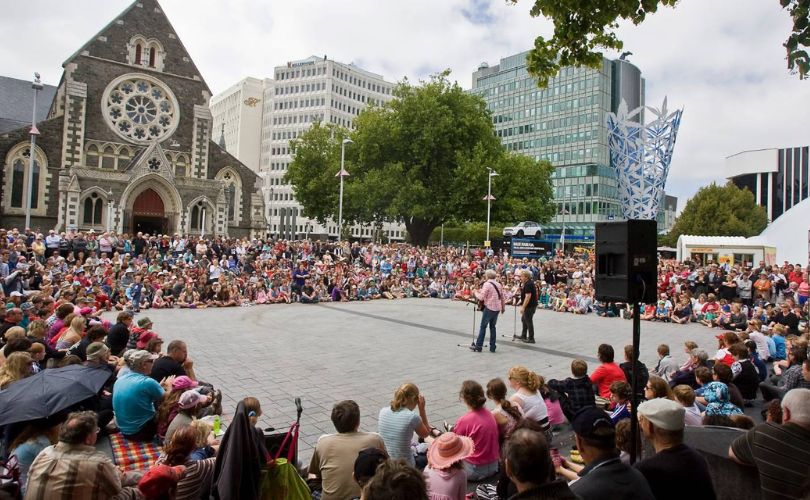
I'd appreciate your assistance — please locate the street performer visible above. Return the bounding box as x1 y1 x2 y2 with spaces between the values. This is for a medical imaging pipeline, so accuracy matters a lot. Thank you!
470 269 506 353
517 269 537 343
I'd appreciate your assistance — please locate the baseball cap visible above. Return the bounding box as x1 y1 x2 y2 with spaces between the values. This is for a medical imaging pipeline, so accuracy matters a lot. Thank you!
171 375 198 391
637 398 685 431
178 390 206 410
124 349 158 369
572 406 615 441
86 342 110 361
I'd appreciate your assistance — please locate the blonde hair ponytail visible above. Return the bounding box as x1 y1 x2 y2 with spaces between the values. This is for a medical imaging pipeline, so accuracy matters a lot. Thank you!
508 365 540 392
390 383 419 411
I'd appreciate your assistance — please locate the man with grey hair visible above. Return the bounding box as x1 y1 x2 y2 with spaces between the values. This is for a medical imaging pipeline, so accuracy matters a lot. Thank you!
471 269 505 353
25 411 139 498
113 349 174 442
517 269 538 343
730 387 810 499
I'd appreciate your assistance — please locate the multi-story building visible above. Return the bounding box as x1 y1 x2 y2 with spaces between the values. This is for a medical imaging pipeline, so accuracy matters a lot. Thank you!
213 56 405 240
262 56 400 240
726 146 809 222
209 77 265 173
471 52 646 247
657 193 678 234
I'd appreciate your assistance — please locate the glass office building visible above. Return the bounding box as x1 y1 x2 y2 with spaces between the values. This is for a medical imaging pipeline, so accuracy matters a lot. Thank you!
471 52 645 247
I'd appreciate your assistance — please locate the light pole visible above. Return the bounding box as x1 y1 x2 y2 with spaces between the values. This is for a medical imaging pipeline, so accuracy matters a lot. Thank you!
268 186 274 238
483 168 498 245
25 73 43 229
336 138 352 240
560 204 569 253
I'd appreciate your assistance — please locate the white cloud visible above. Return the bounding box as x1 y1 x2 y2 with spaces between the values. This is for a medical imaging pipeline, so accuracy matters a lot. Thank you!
1 0 807 210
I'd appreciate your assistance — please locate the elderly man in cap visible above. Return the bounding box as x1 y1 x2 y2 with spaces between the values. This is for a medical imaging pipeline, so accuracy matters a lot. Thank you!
555 407 653 499
634 398 715 499
113 349 175 442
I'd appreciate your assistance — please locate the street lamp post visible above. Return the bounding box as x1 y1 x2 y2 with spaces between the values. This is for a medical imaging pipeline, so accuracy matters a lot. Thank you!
483 168 498 245
25 73 43 230
560 204 569 253
268 186 274 239
336 138 352 240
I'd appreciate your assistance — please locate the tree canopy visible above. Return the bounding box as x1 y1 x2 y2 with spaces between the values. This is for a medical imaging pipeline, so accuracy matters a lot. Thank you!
510 0 810 86
285 73 556 245
663 182 768 246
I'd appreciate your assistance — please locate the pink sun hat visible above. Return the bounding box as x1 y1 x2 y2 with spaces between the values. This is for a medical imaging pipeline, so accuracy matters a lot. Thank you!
427 432 474 469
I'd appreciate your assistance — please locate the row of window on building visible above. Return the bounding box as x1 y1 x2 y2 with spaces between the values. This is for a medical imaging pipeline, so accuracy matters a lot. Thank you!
478 75 603 101
497 126 600 145
555 182 618 200
276 65 328 80
556 200 621 217
273 97 327 110
492 96 603 124
275 81 327 95
274 64 392 96
522 147 600 162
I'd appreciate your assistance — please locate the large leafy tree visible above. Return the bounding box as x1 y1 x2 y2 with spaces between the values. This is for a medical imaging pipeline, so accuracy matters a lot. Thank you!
285 73 555 245
664 182 768 245
510 0 810 86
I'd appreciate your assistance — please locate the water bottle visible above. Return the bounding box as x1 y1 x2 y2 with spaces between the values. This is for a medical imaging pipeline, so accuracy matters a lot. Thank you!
213 415 221 435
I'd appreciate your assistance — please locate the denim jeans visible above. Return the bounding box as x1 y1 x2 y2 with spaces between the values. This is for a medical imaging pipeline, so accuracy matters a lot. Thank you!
464 459 499 481
475 308 499 352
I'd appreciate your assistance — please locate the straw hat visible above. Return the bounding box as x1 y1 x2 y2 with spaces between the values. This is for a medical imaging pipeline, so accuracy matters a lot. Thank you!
427 432 474 469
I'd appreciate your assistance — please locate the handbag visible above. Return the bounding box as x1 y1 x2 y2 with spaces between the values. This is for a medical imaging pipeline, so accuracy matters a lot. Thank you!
0 455 21 498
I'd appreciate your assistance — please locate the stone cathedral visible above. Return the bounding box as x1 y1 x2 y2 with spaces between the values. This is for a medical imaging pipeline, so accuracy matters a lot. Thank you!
0 0 266 237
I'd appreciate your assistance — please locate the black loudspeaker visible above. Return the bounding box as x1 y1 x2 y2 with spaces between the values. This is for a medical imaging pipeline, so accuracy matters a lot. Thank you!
595 220 658 304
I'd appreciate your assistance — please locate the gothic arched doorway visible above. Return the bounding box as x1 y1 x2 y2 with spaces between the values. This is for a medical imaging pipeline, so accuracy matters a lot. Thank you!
131 188 166 235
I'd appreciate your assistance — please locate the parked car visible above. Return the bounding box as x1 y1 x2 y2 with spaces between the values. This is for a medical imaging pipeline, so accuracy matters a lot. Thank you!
503 221 542 238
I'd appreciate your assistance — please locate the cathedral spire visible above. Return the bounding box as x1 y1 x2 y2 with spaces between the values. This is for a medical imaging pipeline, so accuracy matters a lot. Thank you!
218 123 226 149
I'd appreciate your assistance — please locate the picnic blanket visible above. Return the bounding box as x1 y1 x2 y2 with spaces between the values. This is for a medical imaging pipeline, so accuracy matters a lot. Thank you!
109 433 162 472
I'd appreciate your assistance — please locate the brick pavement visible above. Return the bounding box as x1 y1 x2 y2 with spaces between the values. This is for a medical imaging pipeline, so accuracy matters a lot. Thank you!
141 299 722 462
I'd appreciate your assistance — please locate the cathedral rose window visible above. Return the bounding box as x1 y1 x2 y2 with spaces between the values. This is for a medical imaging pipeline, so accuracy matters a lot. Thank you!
103 74 179 144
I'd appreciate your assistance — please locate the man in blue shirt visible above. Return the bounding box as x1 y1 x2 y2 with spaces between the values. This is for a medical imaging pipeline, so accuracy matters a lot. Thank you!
113 350 173 442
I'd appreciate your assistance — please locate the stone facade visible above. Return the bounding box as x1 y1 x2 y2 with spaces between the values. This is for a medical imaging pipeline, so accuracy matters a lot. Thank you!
0 0 265 237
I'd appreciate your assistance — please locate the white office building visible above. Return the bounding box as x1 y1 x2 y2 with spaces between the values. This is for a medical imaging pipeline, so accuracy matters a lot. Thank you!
209 77 265 173
260 55 403 240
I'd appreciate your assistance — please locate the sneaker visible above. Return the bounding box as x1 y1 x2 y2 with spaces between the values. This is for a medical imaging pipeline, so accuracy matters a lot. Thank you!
469 345 482 352
526 338 536 344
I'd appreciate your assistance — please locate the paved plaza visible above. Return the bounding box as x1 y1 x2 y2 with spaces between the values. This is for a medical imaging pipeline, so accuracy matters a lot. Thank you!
135 300 721 462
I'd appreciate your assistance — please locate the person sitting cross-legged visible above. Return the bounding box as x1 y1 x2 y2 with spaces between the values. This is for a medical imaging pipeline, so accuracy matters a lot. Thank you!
308 400 387 500
25 411 140 499
113 349 175 442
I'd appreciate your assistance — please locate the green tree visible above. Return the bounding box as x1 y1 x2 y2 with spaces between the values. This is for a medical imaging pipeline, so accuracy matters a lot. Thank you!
285 73 556 246
510 0 810 86
663 182 768 246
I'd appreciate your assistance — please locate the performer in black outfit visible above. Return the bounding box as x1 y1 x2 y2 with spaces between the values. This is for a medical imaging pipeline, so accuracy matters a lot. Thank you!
518 269 538 343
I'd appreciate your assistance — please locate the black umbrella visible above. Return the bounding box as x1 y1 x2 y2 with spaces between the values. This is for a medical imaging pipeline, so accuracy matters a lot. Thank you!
0 364 112 426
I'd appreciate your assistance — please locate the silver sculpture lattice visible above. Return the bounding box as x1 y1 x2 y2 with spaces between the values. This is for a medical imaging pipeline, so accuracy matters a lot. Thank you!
606 98 683 220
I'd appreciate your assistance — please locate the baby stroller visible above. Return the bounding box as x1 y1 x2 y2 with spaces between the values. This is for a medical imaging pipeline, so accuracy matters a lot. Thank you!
263 397 303 469
260 397 309 500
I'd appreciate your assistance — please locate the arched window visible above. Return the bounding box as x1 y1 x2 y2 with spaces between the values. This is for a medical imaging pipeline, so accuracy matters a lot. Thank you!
5 146 45 212
190 201 207 231
118 147 131 169
82 192 104 226
149 47 156 67
226 183 236 220
135 43 142 65
101 147 115 169
86 144 100 168
174 154 188 177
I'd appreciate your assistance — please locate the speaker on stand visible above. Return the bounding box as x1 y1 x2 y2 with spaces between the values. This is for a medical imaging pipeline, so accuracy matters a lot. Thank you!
595 219 658 464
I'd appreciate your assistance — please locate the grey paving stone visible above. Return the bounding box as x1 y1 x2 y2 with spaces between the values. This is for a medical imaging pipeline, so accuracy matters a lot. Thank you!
131 300 717 463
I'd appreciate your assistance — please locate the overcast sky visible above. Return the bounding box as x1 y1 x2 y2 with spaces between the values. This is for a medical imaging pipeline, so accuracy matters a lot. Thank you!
2 0 808 209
